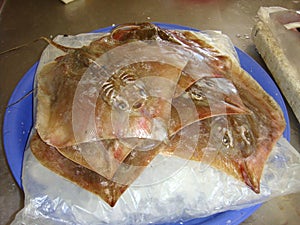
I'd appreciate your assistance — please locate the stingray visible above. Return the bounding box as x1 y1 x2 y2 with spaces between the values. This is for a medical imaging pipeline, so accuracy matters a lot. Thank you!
30 132 159 207
162 59 285 193
36 56 183 148
159 27 285 192
36 23 186 148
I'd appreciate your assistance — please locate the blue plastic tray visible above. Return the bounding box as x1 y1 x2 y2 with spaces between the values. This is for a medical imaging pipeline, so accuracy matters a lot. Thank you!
3 23 290 225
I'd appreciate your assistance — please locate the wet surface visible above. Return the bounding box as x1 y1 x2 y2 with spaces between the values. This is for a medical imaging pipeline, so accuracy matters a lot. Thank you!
0 0 299 224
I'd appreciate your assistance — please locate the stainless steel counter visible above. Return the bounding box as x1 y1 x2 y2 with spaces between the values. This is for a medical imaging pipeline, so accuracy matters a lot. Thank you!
0 0 299 224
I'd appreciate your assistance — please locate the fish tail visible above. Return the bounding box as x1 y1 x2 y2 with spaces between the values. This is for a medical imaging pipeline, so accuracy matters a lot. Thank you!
40 36 78 53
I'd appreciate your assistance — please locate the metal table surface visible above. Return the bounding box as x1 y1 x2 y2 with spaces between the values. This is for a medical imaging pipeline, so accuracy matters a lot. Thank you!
0 0 299 224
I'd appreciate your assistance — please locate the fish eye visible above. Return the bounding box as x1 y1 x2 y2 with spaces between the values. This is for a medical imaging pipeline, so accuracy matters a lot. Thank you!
241 126 252 145
222 130 233 148
239 126 254 157
222 132 230 147
243 129 251 142
189 87 205 101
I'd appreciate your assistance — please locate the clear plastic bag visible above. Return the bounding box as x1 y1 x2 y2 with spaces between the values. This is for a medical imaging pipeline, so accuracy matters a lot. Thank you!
11 30 300 225
11 136 300 225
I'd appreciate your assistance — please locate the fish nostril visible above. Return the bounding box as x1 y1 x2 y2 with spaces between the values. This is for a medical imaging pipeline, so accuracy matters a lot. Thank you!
113 98 129 111
138 88 147 98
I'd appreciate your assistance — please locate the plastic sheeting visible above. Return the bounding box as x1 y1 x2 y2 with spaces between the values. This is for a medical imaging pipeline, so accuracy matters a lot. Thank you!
12 136 300 225
11 30 300 224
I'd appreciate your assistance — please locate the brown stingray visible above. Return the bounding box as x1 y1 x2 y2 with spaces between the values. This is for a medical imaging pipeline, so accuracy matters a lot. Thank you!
162 60 285 193
30 132 160 207
35 24 180 147
36 56 183 148
163 28 285 193
30 132 127 207
35 25 186 189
